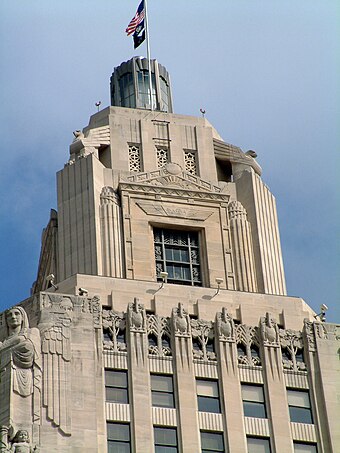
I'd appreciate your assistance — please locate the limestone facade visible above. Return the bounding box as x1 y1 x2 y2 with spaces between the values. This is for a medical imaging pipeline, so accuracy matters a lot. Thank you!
0 60 338 452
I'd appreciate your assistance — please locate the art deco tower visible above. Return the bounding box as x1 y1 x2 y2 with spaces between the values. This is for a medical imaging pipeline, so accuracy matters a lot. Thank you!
0 57 338 453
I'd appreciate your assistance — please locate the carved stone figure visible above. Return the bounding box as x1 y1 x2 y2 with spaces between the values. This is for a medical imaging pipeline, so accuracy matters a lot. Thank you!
128 298 146 332
0 307 41 398
216 307 234 340
172 303 190 336
279 329 306 372
191 319 216 361
102 309 127 352
260 312 279 345
0 428 39 453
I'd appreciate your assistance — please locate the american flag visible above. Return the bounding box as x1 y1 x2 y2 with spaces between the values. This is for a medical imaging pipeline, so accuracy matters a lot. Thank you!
126 1 145 36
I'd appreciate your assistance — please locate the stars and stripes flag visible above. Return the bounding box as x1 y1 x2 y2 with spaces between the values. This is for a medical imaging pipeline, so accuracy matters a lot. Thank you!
126 0 145 36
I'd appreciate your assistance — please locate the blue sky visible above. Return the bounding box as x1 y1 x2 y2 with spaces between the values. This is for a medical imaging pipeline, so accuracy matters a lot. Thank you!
0 1 339 322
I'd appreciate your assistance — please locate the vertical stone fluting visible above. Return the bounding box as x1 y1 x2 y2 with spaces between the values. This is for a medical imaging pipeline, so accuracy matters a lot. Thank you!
100 187 124 278
127 299 153 452
228 201 257 292
171 303 201 452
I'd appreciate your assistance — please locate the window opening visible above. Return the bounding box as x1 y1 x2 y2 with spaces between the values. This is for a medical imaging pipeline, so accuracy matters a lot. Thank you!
287 389 313 424
105 369 128 404
200 431 224 453
151 374 175 409
107 422 130 453
196 379 221 413
154 427 178 453
242 384 267 418
154 228 201 286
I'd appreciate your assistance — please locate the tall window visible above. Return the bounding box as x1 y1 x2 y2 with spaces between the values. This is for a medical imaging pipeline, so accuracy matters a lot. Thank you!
159 76 170 112
154 228 201 286
247 437 271 453
151 374 175 408
107 422 130 453
119 73 135 108
196 379 221 413
137 70 156 109
200 431 224 453
293 442 318 453
241 384 267 418
105 369 128 404
287 389 313 424
154 427 178 453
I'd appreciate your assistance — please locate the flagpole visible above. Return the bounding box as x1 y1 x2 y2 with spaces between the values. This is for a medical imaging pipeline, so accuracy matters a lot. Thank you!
144 0 153 110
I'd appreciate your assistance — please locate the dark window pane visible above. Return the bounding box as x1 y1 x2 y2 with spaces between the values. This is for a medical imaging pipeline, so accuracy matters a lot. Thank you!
105 370 127 388
155 447 178 453
201 432 224 451
154 427 177 446
151 375 173 392
108 441 130 453
198 396 221 413
152 392 174 408
247 437 271 453
294 443 317 453
289 406 313 424
107 423 130 441
243 401 267 418
106 387 128 404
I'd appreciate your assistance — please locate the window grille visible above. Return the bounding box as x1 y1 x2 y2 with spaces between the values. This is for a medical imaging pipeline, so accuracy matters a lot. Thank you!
128 144 141 172
184 150 198 175
156 147 169 168
154 228 201 286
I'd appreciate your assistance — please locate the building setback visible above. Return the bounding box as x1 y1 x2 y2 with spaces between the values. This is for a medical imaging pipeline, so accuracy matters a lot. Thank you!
0 57 339 453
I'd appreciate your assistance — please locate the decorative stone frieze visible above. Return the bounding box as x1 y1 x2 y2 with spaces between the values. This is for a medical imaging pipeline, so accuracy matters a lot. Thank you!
147 314 171 357
315 322 340 341
235 324 261 366
303 319 316 352
279 328 306 372
102 309 127 352
191 319 216 361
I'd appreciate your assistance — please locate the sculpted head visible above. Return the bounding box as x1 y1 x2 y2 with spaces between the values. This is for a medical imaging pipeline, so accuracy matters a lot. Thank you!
5 306 29 335
13 429 30 443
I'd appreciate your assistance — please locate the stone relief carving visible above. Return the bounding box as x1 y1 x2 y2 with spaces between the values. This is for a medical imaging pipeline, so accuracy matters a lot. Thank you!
235 324 261 366
39 296 73 435
102 309 127 352
136 201 213 221
315 322 340 341
147 315 171 357
191 319 216 361
0 428 39 452
172 303 190 337
0 307 42 442
279 329 306 372
216 307 235 341
128 298 146 333
303 319 316 352
0 307 41 398
260 312 280 346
